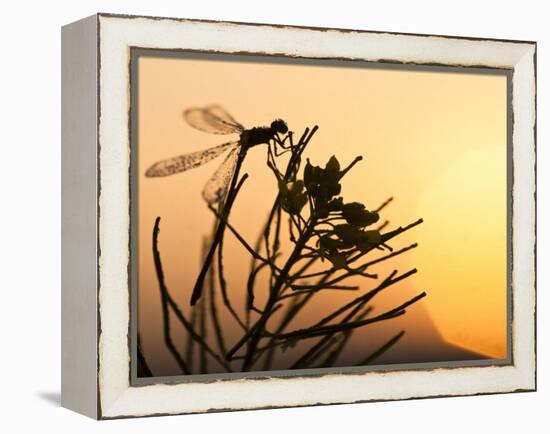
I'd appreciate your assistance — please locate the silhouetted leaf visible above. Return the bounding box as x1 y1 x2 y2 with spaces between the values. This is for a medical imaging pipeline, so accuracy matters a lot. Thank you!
303 157 342 207
279 180 307 215
364 230 381 244
327 253 347 269
333 224 364 245
317 207 329 219
327 197 344 211
342 202 379 227
304 160 314 187
319 236 344 254
325 155 340 175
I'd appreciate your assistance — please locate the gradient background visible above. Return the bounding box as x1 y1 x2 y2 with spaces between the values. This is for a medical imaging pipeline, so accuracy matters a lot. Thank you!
134 52 509 376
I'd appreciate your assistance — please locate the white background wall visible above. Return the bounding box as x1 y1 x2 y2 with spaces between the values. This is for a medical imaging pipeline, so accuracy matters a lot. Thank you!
0 0 546 432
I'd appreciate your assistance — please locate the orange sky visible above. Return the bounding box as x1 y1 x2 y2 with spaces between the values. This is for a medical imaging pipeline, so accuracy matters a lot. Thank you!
135 52 509 374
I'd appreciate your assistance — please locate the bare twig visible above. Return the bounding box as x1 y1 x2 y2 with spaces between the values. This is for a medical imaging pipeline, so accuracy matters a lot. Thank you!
278 285 359 301
137 333 153 377
358 331 406 365
273 292 426 341
291 297 375 369
358 243 418 269
338 156 363 179
209 203 279 268
374 196 394 213
346 219 423 266
377 220 390 231
198 283 208 373
258 294 317 368
185 304 197 372
152 217 191 374
318 307 373 367
153 217 232 372
207 239 227 357
216 222 247 332
313 268 418 328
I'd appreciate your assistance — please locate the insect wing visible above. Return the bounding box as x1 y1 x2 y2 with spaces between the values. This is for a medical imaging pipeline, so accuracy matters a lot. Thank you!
184 106 244 135
145 141 239 177
205 105 245 131
202 146 240 205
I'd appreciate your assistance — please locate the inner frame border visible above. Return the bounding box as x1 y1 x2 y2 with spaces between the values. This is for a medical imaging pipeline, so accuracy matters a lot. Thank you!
128 47 514 387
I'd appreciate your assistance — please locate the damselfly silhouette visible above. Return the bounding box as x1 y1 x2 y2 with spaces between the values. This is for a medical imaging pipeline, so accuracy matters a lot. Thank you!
145 105 289 305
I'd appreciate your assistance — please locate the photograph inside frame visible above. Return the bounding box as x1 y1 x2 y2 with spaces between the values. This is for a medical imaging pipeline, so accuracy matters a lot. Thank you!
130 49 512 381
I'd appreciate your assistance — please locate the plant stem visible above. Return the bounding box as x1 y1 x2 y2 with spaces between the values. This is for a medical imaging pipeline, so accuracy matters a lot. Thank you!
319 307 373 368
358 331 405 365
261 293 314 370
244 223 316 370
152 217 191 374
190 148 248 306
291 297 375 369
374 196 394 212
185 305 197 372
208 242 227 357
226 218 316 366
198 279 207 373
338 156 363 179
275 292 426 339
137 333 153 377
153 217 232 372
314 268 417 328
235 127 319 359
273 292 426 341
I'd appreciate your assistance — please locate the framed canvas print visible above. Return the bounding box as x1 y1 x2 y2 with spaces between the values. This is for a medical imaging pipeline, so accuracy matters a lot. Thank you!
61 13 536 419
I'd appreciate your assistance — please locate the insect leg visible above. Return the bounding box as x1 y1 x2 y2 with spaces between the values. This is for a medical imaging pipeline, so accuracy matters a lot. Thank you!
283 131 294 148
273 143 291 157
271 133 291 157
275 132 292 149
267 141 278 168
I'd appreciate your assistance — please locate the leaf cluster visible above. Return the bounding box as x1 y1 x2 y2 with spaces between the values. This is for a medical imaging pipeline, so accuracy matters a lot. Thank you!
279 155 383 269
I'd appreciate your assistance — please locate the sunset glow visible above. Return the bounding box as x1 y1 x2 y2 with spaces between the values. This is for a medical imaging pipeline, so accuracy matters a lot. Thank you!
135 52 508 375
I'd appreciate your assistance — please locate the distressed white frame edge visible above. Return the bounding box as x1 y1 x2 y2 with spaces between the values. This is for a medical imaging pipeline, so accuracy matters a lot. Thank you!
61 14 99 419
92 14 535 419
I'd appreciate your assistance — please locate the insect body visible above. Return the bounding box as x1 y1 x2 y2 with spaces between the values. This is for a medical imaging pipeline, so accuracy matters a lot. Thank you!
145 105 289 305
240 120 289 148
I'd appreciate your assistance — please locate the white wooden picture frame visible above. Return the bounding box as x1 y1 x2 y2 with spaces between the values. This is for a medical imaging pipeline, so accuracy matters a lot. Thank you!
61 13 536 419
